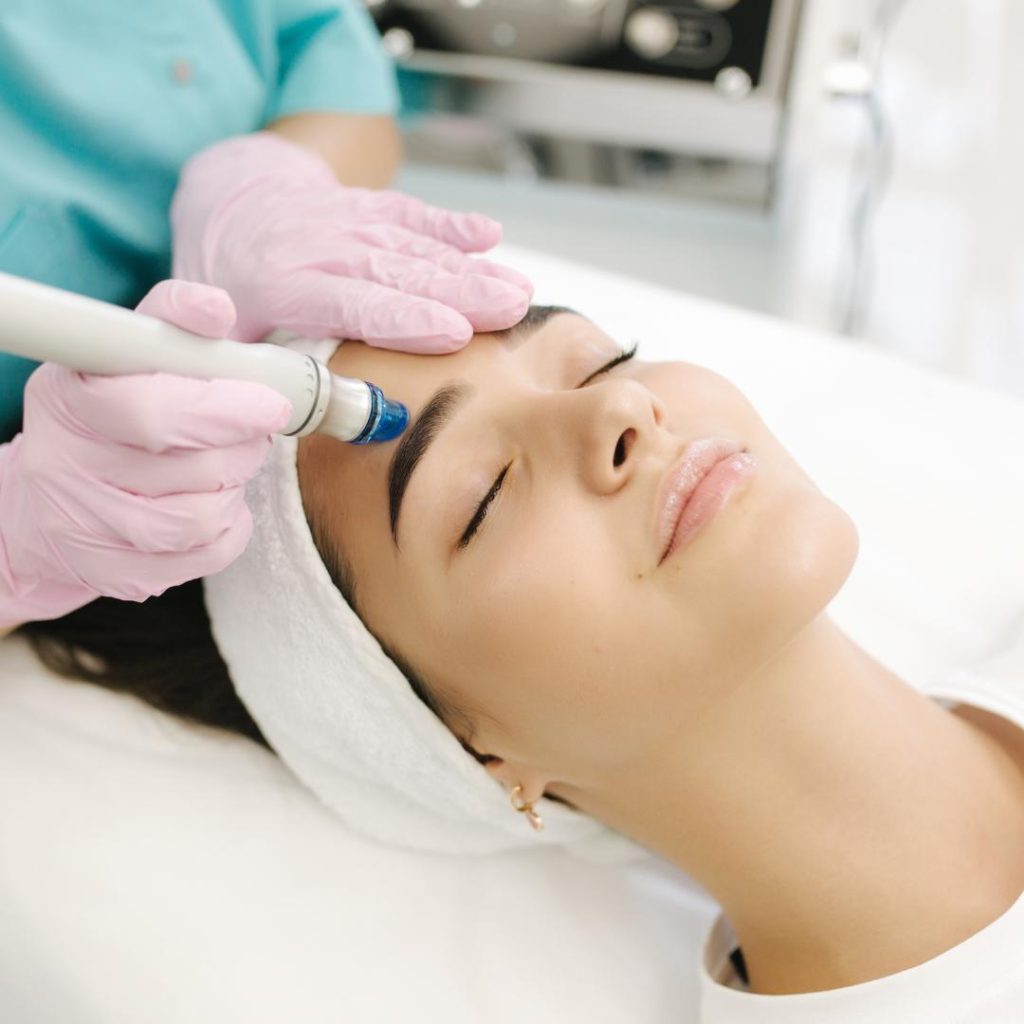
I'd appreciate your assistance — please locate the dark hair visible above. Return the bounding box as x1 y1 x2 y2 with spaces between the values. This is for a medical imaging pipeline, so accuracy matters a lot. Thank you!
18 579 270 748
17 509 481 759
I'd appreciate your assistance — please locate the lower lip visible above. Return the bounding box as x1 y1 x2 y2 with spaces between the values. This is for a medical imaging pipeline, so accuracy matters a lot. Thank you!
662 451 757 563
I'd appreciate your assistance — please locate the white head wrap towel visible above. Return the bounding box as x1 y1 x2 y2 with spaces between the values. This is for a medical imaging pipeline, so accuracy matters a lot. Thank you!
204 339 651 864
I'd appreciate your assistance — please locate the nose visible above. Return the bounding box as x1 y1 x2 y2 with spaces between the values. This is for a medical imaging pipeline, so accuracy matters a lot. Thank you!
545 377 663 494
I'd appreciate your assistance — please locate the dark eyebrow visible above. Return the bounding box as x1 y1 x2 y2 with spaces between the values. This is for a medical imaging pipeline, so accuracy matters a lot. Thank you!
388 381 471 544
387 304 578 546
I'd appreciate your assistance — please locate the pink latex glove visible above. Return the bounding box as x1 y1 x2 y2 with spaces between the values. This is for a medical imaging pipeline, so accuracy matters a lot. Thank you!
170 132 533 350
0 281 292 627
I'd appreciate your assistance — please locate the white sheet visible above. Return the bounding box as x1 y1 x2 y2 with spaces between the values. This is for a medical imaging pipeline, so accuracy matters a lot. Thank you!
1 243 1022 1023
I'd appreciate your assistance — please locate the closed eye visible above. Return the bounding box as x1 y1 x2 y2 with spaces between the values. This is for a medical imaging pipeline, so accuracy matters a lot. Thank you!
456 342 639 549
457 462 511 549
577 341 639 387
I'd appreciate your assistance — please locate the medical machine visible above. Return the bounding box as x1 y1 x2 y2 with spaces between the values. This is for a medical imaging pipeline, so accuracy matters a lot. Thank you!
366 0 805 203
0 273 408 445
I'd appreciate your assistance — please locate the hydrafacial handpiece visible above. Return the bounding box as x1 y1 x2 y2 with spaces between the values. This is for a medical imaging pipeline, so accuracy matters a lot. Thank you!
0 273 409 444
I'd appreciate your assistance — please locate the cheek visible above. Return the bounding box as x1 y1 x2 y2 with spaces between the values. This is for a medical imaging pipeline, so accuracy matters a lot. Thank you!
639 361 734 412
429 521 636 766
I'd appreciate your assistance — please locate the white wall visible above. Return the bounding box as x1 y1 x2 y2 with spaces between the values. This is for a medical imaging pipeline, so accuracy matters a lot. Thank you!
782 0 1024 398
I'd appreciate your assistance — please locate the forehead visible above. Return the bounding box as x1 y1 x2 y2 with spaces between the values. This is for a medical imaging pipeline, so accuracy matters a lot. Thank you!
325 310 610 411
308 313 594 502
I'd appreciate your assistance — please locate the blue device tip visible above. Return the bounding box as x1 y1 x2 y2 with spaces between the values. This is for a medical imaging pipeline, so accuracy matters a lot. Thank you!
372 397 409 441
350 382 409 444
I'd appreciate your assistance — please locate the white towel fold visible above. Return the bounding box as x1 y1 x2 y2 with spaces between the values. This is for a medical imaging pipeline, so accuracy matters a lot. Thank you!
203 339 651 863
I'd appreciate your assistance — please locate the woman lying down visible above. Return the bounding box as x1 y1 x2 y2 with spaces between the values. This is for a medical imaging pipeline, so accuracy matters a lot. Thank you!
22 305 1024 1021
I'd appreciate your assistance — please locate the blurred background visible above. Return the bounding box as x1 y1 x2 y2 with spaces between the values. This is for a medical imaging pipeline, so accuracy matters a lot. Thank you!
363 0 1023 400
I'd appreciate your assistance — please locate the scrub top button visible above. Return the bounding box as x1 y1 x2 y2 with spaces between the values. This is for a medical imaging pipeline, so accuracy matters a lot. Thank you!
171 59 193 84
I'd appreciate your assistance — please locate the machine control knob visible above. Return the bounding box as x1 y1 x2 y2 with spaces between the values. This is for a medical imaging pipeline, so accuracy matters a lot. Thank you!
624 8 680 61
714 65 752 98
382 26 414 58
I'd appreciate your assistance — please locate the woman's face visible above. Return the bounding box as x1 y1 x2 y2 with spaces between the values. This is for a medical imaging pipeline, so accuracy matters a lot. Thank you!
298 310 858 792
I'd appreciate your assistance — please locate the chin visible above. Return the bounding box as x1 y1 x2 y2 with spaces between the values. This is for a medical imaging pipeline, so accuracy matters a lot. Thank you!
710 480 859 653
763 490 859 628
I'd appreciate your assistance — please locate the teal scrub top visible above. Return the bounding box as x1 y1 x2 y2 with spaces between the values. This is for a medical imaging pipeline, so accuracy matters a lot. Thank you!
0 0 399 442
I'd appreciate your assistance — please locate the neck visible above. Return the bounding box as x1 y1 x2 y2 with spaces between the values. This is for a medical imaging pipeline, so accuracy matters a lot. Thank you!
560 614 1024 994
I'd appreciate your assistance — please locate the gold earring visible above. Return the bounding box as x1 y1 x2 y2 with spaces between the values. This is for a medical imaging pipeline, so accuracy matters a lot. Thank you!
510 784 544 831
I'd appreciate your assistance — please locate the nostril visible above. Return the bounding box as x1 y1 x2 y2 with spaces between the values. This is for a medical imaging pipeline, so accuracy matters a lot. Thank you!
613 427 636 468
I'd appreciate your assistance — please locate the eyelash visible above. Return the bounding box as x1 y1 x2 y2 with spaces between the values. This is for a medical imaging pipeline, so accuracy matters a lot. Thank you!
456 342 640 549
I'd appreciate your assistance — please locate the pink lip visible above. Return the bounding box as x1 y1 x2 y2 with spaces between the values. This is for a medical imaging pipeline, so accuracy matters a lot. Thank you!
654 438 756 565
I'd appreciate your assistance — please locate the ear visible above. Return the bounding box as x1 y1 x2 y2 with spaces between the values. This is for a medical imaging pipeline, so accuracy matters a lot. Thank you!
481 757 550 807
457 735 553 806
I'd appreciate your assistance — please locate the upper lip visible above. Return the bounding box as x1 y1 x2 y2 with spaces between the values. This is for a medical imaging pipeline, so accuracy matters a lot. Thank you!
654 437 743 564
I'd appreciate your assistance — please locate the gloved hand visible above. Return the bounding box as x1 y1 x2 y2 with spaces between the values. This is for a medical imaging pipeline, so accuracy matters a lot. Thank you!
171 131 533 351
0 280 292 627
